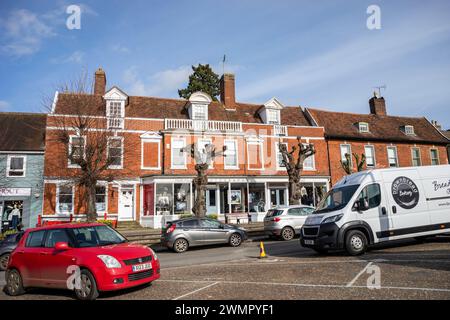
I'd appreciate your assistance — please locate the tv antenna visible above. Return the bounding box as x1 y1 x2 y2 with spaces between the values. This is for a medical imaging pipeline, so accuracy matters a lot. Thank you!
373 85 386 97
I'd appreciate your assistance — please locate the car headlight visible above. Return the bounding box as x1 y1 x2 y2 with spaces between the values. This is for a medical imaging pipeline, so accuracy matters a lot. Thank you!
97 255 121 268
149 248 158 261
321 214 344 224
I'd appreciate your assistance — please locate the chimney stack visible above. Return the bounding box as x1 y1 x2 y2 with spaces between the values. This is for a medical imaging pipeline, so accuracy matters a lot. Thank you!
94 67 106 95
369 92 386 116
220 73 236 107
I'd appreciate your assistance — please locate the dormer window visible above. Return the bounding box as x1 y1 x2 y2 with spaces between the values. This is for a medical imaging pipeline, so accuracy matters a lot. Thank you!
192 104 208 120
358 122 369 133
267 109 280 124
103 86 128 129
403 125 415 135
259 97 284 125
187 92 212 123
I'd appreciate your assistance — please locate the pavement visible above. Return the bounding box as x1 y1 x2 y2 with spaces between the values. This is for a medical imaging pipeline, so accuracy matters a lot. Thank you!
1 236 450 300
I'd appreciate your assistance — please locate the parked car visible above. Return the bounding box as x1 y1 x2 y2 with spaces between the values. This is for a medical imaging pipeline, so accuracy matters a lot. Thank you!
300 165 450 255
4 223 160 300
161 218 248 253
264 205 315 241
0 232 24 271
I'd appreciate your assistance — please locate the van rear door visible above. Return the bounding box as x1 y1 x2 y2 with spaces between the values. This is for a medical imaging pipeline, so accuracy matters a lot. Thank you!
381 169 430 238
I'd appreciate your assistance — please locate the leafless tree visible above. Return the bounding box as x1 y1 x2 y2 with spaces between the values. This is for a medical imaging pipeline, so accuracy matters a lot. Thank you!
340 153 366 175
183 143 226 217
278 137 316 205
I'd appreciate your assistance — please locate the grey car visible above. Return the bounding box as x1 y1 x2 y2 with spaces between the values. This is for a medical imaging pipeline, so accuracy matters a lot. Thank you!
161 218 248 253
0 232 24 271
264 205 315 241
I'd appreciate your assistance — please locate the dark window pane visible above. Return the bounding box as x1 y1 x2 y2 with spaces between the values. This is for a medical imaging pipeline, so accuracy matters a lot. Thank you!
44 229 71 248
182 219 199 228
26 230 46 248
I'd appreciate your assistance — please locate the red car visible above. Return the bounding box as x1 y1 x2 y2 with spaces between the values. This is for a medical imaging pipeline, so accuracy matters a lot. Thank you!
4 223 160 300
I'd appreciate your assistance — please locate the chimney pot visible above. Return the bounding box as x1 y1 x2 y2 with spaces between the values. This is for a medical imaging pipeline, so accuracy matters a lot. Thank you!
94 67 106 95
220 73 236 107
369 96 386 116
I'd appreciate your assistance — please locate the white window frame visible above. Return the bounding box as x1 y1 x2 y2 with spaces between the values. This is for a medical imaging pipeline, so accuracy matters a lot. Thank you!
247 140 264 171
106 100 125 129
141 138 161 170
95 183 108 214
6 155 27 177
224 139 239 170
411 147 422 166
171 137 187 169
364 145 376 168
358 122 369 133
56 184 75 215
192 104 208 121
340 144 352 167
387 146 398 167
107 136 124 169
276 142 288 171
430 148 440 165
197 138 214 168
302 143 316 171
267 109 280 125
68 135 86 168
404 125 415 135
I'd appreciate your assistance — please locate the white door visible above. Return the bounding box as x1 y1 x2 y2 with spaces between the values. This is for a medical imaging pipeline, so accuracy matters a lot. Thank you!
206 188 218 214
119 188 134 221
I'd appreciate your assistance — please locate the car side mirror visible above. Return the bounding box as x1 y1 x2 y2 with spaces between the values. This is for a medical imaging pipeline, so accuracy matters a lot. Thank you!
55 242 69 251
355 198 369 212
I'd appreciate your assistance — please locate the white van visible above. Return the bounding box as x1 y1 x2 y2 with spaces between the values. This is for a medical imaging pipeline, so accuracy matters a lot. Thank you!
300 165 450 255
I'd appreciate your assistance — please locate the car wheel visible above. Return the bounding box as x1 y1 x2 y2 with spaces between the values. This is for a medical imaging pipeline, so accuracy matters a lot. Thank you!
0 253 10 271
345 230 368 256
229 233 242 247
74 269 99 301
4 269 25 296
281 227 295 241
173 238 189 253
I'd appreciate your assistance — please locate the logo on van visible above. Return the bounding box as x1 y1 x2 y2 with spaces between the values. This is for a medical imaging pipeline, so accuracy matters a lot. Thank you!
391 176 420 209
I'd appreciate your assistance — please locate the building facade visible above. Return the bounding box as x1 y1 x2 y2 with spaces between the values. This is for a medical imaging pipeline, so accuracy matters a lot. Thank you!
0 113 47 231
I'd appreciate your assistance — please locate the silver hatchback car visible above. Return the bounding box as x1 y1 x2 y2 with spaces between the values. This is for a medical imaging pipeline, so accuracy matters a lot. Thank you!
161 218 248 253
264 205 315 241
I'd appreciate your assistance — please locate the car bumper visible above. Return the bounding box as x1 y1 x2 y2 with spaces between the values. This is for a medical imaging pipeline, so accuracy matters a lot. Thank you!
94 259 161 292
299 223 340 250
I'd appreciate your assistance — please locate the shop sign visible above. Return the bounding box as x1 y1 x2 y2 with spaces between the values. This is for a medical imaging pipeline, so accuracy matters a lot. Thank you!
0 188 31 197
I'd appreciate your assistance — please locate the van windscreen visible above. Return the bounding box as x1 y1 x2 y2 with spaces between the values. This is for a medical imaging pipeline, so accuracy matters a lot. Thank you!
315 185 360 214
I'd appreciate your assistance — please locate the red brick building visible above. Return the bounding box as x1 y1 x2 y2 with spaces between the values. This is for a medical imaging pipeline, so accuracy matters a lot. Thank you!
305 95 449 185
42 69 330 227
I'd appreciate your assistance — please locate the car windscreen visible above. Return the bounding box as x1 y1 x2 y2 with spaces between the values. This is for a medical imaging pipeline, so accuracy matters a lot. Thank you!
69 225 127 248
266 209 284 217
314 184 360 214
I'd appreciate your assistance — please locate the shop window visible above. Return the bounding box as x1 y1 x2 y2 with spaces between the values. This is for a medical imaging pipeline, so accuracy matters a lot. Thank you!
95 185 107 212
174 184 191 214
249 183 265 212
57 185 73 214
6 155 26 177
155 184 173 215
230 183 247 213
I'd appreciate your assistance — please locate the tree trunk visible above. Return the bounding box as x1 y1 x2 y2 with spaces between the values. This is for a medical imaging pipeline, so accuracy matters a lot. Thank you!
85 183 97 222
192 164 208 218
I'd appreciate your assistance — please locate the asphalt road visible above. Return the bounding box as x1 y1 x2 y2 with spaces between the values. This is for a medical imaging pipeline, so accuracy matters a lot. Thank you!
1 237 450 300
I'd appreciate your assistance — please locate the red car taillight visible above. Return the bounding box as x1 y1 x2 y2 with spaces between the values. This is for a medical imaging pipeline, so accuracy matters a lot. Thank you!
273 217 281 222
167 224 176 233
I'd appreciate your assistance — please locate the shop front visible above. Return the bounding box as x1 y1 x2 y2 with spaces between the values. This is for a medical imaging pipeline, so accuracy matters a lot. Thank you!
0 187 38 232
140 176 329 228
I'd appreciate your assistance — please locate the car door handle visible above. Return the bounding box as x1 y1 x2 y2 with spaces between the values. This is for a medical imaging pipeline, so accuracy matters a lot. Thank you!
40 252 49 255
392 206 397 214
17 251 25 254
381 207 387 215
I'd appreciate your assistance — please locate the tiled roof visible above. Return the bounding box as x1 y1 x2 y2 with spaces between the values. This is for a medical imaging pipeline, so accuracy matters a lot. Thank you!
307 108 448 144
0 112 47 151
54 93 310 126
441 130 450 140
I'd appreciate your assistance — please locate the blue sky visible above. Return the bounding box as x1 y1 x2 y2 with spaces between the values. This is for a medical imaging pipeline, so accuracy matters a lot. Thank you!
1 0 449 129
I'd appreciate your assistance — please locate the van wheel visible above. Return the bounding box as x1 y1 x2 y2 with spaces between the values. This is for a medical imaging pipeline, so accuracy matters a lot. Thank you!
4 269 25 296
281 227 295 241
229 233 242 247
74 269 99 301
345 230 367 256
173 238 189 253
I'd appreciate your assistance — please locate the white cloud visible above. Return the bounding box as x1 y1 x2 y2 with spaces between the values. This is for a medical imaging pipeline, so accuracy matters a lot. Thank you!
0 9 56 56
51 50 85 64
0 100 10 111
123 65 192 97
112 44 130 54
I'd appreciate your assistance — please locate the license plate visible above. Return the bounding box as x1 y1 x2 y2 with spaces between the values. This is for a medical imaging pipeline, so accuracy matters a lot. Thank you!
132 263 152 272
304 239 315 245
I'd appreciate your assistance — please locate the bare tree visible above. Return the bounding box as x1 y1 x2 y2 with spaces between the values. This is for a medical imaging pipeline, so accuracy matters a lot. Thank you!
44 73 137 222
183 143 226 217
278 137 316 205
340 153 366 175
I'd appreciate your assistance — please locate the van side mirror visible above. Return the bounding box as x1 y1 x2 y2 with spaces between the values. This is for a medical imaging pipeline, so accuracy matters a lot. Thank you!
355 198 369 212
55 242 69 251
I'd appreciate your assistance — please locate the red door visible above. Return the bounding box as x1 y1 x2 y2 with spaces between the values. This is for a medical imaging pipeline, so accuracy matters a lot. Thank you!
18 230 47 286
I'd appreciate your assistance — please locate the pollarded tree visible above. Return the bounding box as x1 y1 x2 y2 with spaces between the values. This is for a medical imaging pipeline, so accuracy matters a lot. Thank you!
178 64 220 101
183 143 226 217
340 153 366 175
278 137 316 205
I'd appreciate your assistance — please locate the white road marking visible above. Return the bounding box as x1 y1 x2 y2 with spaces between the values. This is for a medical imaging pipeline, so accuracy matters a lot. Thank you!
346 262 373 287
159 279 450 293
172 281 220 300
